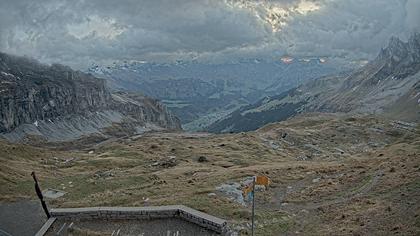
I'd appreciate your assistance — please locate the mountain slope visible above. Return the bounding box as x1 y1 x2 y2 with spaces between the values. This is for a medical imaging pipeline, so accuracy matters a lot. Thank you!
208 34 420 133
315 35 420 113
0 52 181 142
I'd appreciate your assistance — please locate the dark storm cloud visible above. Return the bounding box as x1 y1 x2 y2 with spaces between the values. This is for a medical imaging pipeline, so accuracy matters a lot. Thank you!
280 0 420 59
0 0 418 68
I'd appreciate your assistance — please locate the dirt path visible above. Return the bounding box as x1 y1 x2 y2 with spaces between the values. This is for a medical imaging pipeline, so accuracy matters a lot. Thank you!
306 169 383 210
253 169 384 234
264 169 383 212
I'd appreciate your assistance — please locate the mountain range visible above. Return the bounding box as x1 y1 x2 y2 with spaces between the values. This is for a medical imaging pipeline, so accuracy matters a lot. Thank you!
87 58 346 130
1 34 418 140
208 33 420 133
1 32 419 236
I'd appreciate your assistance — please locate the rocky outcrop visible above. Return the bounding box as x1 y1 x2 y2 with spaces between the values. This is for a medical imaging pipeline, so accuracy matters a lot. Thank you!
110 92 180 130
0 52 181 142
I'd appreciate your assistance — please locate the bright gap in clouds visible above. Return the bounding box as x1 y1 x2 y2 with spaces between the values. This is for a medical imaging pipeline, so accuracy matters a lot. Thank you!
67 15 126 40
295 1 320 15
227 0 322 33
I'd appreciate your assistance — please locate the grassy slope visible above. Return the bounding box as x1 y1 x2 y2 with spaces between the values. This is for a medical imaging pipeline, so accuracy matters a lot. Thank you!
1 113 419 235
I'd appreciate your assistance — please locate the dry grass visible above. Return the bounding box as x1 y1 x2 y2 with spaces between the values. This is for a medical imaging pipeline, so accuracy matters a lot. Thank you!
1 113 419 235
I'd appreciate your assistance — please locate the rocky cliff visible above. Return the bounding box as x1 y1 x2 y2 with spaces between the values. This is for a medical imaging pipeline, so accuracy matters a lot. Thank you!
0 52 181 142
315 33 420 113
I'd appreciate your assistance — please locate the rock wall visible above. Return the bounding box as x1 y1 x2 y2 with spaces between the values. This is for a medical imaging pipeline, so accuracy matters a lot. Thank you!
0 52 181 141
36 206 228 236
111 92 180 130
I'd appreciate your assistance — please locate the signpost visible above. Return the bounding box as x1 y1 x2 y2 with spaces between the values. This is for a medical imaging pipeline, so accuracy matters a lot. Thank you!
31 171 50 218
251 176 256 236
242 175 270 236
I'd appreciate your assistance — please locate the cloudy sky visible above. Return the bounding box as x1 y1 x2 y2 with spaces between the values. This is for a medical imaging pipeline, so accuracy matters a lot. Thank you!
0 0 419 68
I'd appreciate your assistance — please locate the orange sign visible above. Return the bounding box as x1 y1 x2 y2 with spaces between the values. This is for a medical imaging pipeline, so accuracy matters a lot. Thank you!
256 176 270 187
243 185 253 197
242 175 271 198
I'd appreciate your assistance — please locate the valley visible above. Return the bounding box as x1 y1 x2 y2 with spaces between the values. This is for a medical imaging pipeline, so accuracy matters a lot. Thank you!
88 58 344 131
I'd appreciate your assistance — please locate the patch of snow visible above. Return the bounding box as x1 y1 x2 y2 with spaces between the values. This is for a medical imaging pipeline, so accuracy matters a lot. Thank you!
1 71 14 77
42 188 66 199
216 183 246 206
111 93 142 106
216 176 267 206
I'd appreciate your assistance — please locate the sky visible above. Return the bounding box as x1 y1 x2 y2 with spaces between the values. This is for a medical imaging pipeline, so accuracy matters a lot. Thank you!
0 0 419 69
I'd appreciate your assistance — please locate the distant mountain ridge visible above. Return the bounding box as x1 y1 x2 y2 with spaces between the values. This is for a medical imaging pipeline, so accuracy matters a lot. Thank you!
0 52 181 142
208 34 420 133
87 58 345 130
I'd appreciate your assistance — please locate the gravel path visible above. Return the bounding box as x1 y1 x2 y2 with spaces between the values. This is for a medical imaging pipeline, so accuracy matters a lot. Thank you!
275 170 382 212
0 200 47 236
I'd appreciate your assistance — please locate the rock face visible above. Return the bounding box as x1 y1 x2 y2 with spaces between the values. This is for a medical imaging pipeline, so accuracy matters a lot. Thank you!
0 52 181 142
110 92 180 130
316 33 420 114
208 34 420 133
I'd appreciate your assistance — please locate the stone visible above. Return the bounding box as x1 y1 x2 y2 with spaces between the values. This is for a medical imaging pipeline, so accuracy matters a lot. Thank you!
198 156 208 162
312 177 321 183
334 148 345 154
43 188 67 199
94 170 114 178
